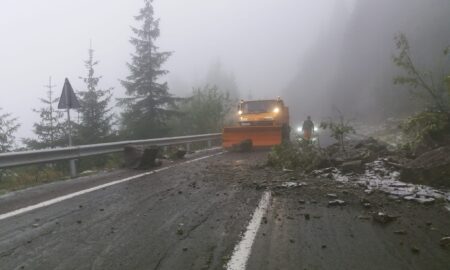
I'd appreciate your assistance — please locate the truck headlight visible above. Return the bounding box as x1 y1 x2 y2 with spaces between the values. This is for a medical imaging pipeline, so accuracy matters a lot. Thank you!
273 107 280 113
297 127 302 133
238 110 243 115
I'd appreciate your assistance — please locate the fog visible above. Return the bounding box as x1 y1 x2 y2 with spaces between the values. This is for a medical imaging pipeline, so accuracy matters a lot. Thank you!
1 0 449 141
285 0 450 125
0 0 341 140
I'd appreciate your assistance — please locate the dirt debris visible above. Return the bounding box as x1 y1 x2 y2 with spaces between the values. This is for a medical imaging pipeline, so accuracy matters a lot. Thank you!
341 160 364 173
123 145 162 169
372 212 398 225
280 182 307 188
401 146 450 188
440 237 450 247
326 193 338 199
328 200 346 207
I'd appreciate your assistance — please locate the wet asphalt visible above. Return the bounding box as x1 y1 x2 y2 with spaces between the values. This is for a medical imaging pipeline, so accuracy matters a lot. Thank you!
0 149 449 270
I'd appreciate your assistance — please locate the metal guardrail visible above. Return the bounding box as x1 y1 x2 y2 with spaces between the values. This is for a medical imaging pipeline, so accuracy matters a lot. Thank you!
0 133 221 169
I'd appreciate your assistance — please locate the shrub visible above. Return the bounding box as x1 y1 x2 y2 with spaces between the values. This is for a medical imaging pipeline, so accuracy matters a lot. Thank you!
267 141 326 172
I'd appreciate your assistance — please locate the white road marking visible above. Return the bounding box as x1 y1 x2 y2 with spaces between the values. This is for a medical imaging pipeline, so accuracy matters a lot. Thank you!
193 146 222 153
0 152 224 221
226 191 272 270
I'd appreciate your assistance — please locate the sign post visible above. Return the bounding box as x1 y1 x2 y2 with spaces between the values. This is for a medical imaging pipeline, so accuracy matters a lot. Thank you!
446 75 450 91
58 78 80 178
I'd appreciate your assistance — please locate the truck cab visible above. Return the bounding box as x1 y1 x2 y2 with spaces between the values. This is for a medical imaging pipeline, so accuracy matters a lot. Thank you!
237 98 289 127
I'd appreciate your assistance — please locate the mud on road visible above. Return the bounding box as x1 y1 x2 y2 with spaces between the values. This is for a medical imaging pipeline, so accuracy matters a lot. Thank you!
0 149 449 270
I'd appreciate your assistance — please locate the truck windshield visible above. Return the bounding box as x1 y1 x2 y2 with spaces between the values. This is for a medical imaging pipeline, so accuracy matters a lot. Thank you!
242 100 278 114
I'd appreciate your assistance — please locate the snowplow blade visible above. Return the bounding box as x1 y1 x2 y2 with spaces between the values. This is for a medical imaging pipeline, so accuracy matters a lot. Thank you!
222 126 282 149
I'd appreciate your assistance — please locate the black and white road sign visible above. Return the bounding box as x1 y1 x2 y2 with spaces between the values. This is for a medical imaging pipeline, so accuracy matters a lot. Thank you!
58 78 80 109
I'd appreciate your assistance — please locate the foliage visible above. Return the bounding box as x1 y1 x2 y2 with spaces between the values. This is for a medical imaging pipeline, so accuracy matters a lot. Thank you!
168 85 234 135
267 140 325 172
0 165 66 193
320 110 355 152
23 78 66 149
393 33 450 150
119 0 178 139
401 111 450 150
0 152 124 193
0 108 20 153
0 109 20 181
77 44 114 145
393 33 450 112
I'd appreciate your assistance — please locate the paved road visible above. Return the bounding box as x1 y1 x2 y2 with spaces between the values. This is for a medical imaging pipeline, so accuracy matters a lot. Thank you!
0 149 449 270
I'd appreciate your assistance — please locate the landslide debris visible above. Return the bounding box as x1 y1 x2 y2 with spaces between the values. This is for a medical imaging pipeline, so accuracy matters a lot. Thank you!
268 137 390 173
268 134 450 205
400 146 450 188
267 140 329 172
123 145 162 169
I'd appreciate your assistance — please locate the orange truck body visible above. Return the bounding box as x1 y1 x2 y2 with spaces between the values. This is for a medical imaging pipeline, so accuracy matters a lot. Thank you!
222 98 290 149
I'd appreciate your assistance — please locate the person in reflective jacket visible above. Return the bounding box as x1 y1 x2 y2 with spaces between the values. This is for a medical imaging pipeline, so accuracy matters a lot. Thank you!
302 116 314 141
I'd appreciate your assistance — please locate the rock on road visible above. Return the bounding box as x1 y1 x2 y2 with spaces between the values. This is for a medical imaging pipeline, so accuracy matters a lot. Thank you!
0 149 449 270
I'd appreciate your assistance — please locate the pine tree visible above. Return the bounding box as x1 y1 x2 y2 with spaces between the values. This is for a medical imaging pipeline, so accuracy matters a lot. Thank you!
77 43 114 144
24 77 66 149
120 0 177 139
0 108 20 153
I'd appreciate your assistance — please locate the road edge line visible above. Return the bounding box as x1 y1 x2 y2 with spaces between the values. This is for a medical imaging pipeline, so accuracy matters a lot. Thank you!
226 191 272 270
0 152 224 221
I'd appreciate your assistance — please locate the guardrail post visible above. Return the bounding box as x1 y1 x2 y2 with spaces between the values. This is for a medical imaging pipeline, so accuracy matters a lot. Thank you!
186 143 191 152
69 160 77 178
207 139 212 148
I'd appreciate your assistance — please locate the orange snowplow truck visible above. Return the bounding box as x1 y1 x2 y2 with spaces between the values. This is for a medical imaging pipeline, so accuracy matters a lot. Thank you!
222 98 290 149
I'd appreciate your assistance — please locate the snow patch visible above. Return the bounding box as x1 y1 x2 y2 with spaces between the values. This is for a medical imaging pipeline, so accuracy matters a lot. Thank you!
280 182 307 188
315 159 450 204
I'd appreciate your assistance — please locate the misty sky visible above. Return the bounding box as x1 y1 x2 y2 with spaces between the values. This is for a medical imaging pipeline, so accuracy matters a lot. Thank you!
0 0 349 140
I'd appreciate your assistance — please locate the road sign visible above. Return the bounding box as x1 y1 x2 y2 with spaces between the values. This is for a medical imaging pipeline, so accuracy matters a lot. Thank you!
58 78 79 178
58 78 80 109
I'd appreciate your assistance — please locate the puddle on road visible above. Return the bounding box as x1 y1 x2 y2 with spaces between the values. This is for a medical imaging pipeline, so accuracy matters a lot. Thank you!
314 159 450 209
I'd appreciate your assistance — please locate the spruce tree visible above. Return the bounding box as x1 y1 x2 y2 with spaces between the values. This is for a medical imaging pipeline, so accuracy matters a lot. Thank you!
0 109 20 181
77 43 114 144
120 0 176 139
0 108 20 153
24 77 66 149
